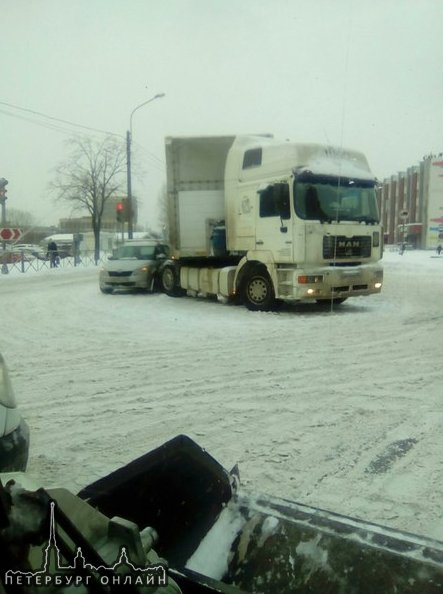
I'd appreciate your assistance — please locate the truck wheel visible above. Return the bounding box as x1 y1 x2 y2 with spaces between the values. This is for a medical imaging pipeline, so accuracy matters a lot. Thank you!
242 267 275 311
161 265 185 297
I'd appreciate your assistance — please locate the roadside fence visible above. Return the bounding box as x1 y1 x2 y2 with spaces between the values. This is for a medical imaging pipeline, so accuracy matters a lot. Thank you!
1 251 110 275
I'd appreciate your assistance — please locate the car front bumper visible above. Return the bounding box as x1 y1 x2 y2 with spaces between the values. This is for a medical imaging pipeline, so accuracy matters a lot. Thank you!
0 418 30 472
100 271 152 291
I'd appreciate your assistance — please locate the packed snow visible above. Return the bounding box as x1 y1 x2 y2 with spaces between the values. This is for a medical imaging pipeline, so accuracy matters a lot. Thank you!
1 248 443 544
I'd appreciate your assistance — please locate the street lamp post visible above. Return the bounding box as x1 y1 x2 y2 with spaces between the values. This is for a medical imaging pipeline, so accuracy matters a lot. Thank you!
126 93 165 239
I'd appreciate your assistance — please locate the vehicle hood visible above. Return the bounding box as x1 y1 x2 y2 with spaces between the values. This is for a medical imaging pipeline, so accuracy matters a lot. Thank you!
103 258 154 272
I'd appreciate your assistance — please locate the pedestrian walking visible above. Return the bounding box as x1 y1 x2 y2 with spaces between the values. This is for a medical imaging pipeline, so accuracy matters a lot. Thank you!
47 240 59 268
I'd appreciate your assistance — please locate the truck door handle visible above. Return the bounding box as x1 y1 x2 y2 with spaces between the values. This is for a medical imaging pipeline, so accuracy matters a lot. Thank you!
256 240 264 245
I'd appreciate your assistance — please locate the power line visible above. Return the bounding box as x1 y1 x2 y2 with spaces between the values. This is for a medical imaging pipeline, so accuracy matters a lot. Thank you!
0 99 122 138
0 108 90 137
132 142 165 174
0 99 165 176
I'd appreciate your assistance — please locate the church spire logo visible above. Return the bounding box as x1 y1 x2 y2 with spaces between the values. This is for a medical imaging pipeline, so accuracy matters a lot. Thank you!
4 500 168 589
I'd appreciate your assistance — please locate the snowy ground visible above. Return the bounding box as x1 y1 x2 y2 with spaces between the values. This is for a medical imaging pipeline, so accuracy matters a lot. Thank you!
1 248 443 542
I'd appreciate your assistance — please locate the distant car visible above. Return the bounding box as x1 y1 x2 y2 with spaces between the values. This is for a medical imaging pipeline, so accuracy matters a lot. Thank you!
99 240 169 294
10 244 47 261
0 249 22 264
0 353 29 472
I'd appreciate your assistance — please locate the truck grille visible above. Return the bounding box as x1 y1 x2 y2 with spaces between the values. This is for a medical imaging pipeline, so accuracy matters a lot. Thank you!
323 236 371 259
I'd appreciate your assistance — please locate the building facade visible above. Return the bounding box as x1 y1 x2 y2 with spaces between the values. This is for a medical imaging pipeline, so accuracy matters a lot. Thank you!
378 154 443 249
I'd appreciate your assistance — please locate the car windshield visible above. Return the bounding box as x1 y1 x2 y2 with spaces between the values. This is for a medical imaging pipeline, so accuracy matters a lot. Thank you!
115 245 156 259
294 173 380 223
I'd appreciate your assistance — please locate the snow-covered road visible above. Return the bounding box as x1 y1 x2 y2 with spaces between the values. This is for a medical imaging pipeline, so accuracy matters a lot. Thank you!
1 249 443 540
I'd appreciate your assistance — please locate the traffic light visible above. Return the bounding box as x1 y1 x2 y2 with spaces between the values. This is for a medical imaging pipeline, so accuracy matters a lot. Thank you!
116 201 124 222
0 178 8 202
116 198 130 223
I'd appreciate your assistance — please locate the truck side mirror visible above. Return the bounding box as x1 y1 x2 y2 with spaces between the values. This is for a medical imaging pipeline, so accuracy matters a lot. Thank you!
274 183 290 220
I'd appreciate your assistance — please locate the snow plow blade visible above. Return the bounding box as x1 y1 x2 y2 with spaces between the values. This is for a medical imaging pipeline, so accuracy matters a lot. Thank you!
78 435 233 569
79 435 443 593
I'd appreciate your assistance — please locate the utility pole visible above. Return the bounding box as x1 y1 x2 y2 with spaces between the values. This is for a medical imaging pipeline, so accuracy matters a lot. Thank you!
126 131 132 238
0 178 9 274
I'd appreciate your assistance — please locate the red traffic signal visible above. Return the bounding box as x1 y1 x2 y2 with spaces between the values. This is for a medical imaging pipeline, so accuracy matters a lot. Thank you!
116 200 127 223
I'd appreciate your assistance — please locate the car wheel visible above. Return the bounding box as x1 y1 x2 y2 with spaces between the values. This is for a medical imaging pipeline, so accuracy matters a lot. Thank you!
242 267 275 311
100 287 113 294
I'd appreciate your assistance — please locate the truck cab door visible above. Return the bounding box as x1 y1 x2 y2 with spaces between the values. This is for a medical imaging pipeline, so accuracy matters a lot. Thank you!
255 182 293 262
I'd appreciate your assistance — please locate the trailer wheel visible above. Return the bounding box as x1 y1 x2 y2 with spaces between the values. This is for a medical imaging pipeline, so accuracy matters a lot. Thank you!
161 265 185 297
242 267 275 311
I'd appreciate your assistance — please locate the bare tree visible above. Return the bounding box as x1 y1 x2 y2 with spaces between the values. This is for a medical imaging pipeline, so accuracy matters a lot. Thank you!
51 135 126 261
6 208 37 228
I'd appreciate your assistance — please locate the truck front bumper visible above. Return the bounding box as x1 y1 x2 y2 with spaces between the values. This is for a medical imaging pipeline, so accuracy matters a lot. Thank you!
277 263 383 301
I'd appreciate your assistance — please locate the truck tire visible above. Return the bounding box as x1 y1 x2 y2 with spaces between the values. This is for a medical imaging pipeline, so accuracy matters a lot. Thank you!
161 264 186 297
242 266 276 311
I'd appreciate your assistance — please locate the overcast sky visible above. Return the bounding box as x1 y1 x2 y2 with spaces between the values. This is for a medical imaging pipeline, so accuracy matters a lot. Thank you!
1 0 442 228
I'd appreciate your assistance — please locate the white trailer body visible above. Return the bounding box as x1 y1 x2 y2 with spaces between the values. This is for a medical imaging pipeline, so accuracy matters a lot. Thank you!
163 135 383 310
165 135 235 257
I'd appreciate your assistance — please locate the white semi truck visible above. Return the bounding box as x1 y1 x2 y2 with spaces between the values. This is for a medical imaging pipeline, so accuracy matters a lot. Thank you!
161 135 383 311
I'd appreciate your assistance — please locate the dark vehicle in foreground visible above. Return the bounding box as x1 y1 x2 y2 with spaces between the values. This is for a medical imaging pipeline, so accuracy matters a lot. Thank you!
2 436 443 593
0 353 29 472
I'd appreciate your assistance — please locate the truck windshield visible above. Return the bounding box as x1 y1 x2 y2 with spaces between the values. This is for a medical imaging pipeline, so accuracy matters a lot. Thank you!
294 173 379 224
